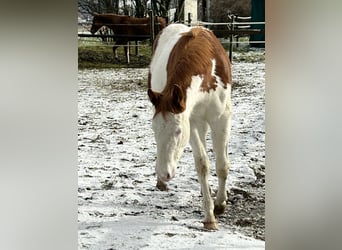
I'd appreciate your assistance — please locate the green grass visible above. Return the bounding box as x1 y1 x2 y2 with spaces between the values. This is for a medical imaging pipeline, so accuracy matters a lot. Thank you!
78 39 152 69
78 38 264 69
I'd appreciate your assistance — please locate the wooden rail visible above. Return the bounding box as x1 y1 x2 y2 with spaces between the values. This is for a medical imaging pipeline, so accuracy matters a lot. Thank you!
77 33 151 39
78 12 265 63
193 15 265 61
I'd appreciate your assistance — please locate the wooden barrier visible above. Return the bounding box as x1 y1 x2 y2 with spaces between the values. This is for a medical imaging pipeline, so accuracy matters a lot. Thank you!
191 13 265 61
78 13 265 63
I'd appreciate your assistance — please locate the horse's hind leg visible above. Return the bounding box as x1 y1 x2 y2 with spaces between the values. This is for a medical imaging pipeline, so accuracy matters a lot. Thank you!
210 105 232 215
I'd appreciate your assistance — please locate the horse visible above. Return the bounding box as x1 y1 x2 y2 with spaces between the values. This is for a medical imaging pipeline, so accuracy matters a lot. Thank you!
147 24 232 230
90 13 166 64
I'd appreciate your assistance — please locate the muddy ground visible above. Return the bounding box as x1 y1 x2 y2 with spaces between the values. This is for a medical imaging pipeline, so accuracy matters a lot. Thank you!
78 50 265 249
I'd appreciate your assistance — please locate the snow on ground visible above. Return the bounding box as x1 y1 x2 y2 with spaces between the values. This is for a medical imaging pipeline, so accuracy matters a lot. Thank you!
78 58 265 249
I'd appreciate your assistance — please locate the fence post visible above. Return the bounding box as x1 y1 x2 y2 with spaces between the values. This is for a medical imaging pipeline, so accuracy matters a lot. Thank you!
228 15 235 62
187 12 192 26
149 10 155 46
135 41 138 56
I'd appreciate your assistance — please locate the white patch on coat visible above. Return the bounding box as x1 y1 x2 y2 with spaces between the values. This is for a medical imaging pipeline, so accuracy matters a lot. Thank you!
185 59 230 118
211 58 226 89
149 24 191 93
187 77 231 120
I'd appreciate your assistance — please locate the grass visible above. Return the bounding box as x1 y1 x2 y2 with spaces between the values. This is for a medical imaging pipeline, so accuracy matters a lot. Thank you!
78 37 264 69
78 39 152 69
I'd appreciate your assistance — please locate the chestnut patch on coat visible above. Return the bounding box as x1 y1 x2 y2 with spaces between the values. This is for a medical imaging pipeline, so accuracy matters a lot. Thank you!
148 27 231 117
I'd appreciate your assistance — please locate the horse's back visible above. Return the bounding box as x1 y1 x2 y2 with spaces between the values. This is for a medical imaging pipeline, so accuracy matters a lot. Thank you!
150 24 231 93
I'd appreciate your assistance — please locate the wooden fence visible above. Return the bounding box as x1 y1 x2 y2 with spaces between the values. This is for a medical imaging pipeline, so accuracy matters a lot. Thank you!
78 13 265 62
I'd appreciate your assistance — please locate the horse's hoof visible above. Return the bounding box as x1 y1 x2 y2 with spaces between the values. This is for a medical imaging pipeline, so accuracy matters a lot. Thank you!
156 180 168 191
203 221 218 230
214 203 226 215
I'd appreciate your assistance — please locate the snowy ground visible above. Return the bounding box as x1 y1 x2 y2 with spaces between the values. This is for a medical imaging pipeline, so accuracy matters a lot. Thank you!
78 54 265 249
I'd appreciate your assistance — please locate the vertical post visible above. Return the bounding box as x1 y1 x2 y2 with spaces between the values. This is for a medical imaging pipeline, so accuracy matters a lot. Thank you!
207 0 211 22
184 0 198 24
228 15 235 62
127 42 130 64
135 41 138 56
187 12 192 26
236 16 239 48
149 10 155 46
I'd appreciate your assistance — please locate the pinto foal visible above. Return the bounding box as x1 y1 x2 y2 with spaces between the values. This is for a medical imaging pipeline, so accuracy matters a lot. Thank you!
147 24 232 230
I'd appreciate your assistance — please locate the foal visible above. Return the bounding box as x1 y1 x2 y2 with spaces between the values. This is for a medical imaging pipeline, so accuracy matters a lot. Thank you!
147 24 232 230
